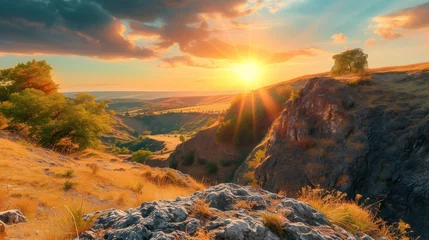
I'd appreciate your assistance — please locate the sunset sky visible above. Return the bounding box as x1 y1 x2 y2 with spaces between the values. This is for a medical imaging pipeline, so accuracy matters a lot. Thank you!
0 0 428 92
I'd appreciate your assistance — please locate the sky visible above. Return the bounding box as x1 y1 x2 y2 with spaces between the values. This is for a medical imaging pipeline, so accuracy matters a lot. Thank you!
0 0 428 92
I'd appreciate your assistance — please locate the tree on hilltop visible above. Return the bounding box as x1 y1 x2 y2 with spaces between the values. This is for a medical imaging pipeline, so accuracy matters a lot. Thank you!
330 48 368 76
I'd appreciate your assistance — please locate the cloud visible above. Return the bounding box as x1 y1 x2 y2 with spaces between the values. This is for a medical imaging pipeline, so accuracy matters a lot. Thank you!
372 2 429 40
0 0 321 64
365 37 377 47
160 55 220 69
331 33 348 44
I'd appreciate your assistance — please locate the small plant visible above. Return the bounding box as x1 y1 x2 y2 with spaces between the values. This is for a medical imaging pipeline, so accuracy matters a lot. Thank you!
220 160 233 167
169 159 178 169
261 211 285 237
64 169 74 178
204 162 218 174
87 163 100 175
63 180 75 191
193 197 212 220
192 229 211 240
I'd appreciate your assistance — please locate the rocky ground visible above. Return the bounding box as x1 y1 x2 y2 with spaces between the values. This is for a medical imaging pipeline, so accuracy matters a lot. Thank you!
78 183 377 240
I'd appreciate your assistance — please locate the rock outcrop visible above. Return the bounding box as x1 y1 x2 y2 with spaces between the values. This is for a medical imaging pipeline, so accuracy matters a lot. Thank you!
0 210 27 224
255 72 429 237
78 183 375 240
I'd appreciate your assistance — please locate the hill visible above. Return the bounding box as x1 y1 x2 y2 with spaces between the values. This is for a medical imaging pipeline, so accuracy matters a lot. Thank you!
168 61 429 238
0 134 203 239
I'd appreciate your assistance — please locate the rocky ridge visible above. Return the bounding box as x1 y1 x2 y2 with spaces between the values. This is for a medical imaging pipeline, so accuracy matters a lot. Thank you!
78 183 377 240
254 71 429 237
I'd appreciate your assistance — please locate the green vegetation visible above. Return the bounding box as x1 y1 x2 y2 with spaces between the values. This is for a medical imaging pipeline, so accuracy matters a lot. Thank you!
204 162 218 174
216 86 292 145
331 48 368 76
179 135 185 142
197 157 207 165
181 150 196 166
131 150 152 164
63 180 75 191
116 137 165 152
0 60 112 152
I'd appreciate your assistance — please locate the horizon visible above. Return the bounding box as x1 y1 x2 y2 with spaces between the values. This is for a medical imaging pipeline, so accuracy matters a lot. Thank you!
1 0 429 92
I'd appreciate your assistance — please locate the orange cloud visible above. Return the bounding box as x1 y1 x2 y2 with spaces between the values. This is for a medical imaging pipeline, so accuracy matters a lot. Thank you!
331 33 348 44
365 37 377 47
372 2 429 40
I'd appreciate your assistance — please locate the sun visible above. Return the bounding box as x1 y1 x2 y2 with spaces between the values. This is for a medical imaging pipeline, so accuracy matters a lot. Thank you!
233 62 261 83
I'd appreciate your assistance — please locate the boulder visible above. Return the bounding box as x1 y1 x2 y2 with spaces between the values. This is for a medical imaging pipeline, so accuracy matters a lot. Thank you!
0 210 27 224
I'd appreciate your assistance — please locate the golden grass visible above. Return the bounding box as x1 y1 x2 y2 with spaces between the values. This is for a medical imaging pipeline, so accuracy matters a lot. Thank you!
0 137 204 239
12 198 38 218
191 229 211 240
298 186 416 239
235 200 255 211
193 197 212 220
261 211 285 237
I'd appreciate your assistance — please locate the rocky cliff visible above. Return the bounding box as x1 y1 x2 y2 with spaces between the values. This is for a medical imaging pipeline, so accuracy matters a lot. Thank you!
78 183 376 240
254 70 429 237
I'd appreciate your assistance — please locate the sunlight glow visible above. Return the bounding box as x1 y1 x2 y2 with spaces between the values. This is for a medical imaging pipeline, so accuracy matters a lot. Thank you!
233 62 261 83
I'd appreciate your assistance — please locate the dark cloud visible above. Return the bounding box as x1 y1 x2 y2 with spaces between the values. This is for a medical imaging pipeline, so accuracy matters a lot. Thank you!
372 2 429 40
0 0 155 59
0 0 321 63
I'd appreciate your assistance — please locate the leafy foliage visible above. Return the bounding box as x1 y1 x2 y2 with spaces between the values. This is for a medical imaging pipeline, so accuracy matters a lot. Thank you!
0 60 58 101
0 60 112 152
131 150 152 164
331 48 368 76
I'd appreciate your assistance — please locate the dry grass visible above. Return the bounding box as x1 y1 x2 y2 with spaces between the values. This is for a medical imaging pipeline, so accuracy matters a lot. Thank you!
191 229 211 240
12 198 38 218
193 197 212 220
235 200 255 211
0 137 204 239
261 211 285 237
87 163 100 175
298 186 416 239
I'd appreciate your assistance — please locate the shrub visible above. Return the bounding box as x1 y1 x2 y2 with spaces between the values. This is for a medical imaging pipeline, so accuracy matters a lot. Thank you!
179 135 185 142
181 150 195 166
235 200 255 210
63 180 75 191
204 162 218 174
261 211 285 237
64 169 74 178
131 150 152 164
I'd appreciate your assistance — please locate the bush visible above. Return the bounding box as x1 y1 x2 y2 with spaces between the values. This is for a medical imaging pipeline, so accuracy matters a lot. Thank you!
220 160 233 167
64 169 74 178
204 162 218 174
179 135 185 142
193 197 212 220
131 150 152 164
63 180 75 191
181 150 195 166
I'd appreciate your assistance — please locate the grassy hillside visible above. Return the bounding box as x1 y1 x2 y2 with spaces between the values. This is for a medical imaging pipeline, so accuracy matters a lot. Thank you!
0 134 203 240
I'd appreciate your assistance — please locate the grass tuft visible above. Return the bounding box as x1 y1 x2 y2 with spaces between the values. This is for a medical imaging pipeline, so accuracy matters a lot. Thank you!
261 211 285 237
193 197 212 220
63 180 75 191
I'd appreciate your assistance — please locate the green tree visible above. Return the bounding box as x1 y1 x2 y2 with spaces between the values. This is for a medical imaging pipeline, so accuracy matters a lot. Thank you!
179 135 185 142
0 60 58 101
131 150 152 164
2 89 112 151
330 48 368 76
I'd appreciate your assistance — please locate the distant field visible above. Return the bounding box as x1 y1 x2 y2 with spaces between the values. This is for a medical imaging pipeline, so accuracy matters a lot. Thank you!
63 91 242 101
155 103 231 114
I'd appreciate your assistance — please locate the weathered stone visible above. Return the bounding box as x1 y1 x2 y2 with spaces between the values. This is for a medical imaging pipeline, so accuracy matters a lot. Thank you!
0 210 27 224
